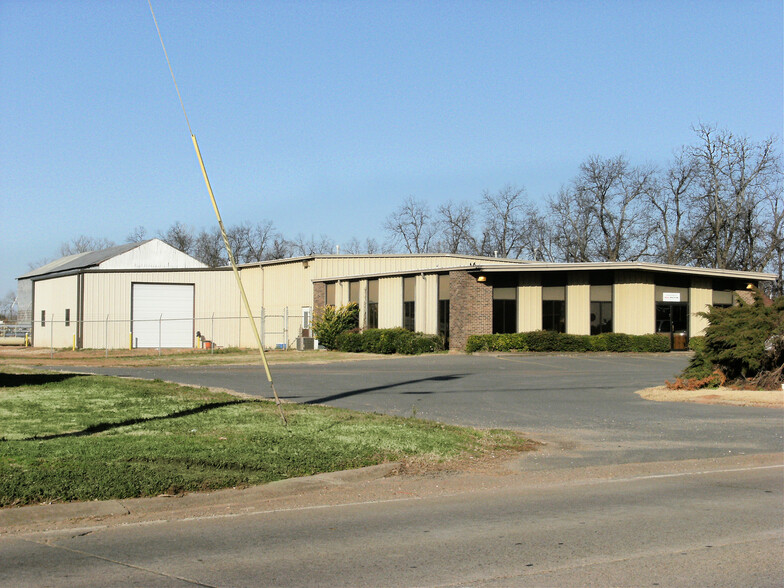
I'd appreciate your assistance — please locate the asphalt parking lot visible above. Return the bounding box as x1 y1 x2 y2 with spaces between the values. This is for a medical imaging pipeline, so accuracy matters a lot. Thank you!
73 353 784 469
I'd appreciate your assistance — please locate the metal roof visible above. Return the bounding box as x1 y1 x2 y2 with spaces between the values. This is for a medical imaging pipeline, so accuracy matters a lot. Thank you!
18 241 152 280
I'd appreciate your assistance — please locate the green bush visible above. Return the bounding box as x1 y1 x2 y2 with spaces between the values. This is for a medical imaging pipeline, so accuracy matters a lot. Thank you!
311 303 359 349
335 328 444 355
683 293 784 381
466 331 671 353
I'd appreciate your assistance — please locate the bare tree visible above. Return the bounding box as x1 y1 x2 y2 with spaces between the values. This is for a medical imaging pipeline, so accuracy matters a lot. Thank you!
125 226 148 243
688 124 781 271
158 222 196 256
384 197 437 253
647 150 700 265
547 186 595 262
291 233 335 256
479 185 530 258
436 201 478 254
60 235 115 256
192 228 226 267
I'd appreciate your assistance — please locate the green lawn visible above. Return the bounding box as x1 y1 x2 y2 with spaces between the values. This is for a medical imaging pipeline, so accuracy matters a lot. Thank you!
0 371 533 506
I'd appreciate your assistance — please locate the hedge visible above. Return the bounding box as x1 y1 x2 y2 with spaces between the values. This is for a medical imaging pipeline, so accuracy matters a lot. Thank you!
334 328 445 355
465 331 670 353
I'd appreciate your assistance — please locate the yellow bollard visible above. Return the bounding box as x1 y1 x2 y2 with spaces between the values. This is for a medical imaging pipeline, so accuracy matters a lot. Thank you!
25 333 29 347
129 332 133 350
73 334 76 351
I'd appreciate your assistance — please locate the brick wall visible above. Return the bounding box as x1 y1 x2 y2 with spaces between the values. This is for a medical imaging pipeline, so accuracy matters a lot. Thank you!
313 282 326 313
449 270 492 351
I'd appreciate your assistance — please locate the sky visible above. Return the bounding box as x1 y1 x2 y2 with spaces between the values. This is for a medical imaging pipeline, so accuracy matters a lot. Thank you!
1 0 782 297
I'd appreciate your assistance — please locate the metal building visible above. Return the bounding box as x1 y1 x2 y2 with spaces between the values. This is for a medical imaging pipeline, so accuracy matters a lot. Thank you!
20 242 775 351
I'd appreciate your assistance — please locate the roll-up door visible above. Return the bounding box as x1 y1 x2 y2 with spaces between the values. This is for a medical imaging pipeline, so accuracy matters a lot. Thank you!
132 283 194 348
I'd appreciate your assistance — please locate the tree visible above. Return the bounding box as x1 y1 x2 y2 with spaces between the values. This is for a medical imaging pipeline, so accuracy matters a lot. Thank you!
125 226 148 243
647 150 699 266
158 222 196 256
548 186 595 262
291 233 335 256
478 185 530 258
688 124 781 272
384 197 436 253
435 201 478 254
60 235 115 256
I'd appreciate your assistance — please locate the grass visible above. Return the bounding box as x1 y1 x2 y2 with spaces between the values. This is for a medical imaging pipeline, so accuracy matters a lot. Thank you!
0 371 534 507
0 347 392 368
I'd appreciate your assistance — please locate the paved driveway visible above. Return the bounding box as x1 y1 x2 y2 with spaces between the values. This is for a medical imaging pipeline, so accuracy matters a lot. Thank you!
71 353 784 469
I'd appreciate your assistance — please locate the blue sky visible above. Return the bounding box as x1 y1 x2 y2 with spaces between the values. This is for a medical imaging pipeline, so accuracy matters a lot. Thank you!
1 0 782 296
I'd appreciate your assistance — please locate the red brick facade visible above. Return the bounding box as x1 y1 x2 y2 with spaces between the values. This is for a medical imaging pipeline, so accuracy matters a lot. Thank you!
449 270 492 351
313 282 326 313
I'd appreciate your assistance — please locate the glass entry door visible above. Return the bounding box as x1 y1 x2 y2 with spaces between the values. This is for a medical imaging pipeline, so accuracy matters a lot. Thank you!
656 303 689 350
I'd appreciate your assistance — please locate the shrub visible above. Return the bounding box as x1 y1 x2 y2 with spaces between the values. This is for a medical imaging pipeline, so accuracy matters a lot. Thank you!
682 292 784 384
335 328 444 355
311 303 359 349
466 331 671 353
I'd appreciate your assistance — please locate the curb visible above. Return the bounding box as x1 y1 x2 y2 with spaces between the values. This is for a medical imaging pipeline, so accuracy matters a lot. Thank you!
0 462 399 531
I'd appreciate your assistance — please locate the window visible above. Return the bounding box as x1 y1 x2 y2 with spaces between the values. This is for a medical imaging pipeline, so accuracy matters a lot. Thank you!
590 285 612 335
367 280 379 329
438 274 450 344
403 277 415 331
542 285 566 333
349 281 360 304
493 285 517 334
64 308 71 327
712 290 733 308
41 310 45 327
325 283 336 307
542 300 565 332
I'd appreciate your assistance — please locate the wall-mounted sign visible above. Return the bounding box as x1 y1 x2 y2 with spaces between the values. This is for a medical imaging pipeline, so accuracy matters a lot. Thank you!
663 292 681 302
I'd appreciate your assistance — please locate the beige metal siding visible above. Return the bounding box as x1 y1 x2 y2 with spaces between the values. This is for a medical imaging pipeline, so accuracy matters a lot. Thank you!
690 277 712 336
566 272 590 335
81 270 241 350
614 271 655 335
32 275 79 348
517 272 542 332
378 276 403 328
414 274 438 334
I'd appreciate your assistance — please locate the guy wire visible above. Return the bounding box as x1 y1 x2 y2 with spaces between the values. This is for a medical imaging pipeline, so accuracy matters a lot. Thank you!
147 1 287 425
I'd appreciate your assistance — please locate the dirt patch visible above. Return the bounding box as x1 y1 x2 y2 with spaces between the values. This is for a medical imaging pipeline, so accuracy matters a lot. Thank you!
637 385 784 408
0 346 395 368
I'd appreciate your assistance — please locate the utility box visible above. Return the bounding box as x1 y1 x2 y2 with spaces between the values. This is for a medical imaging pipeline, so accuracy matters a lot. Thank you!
296 336 315 351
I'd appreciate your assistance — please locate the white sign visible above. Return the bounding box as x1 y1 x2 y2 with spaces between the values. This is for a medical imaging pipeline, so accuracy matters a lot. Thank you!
663 292 681 302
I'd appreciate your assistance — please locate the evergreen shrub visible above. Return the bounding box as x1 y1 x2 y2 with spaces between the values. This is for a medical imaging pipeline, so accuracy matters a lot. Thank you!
334 328 444 355
465 331 670 353
311 303 359 349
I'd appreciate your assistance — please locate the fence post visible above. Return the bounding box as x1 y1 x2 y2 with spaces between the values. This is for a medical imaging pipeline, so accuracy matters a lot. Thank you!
211 312 215 355
158 314 162 357
105 314 109 358
50 314 54 359
284 306 289 349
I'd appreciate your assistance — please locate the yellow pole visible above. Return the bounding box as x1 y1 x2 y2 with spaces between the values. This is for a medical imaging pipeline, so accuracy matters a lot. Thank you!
129 332 133 350
191 135 287 425
73 334 76 351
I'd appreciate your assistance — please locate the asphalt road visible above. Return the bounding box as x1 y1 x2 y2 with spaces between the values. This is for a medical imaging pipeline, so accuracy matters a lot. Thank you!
8 353 781 586
73 353 784 468
3 460 782 587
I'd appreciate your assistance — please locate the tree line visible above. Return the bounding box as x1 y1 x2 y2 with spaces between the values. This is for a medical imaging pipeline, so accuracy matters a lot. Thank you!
49 124 782 294
383 124 782 293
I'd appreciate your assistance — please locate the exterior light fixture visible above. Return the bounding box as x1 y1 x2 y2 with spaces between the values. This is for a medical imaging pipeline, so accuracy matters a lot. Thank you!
746 283 755 290
476 275 487 283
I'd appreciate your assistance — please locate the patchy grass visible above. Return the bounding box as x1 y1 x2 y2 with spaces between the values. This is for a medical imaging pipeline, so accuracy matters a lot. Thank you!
0 346 392 368
0 371 534 506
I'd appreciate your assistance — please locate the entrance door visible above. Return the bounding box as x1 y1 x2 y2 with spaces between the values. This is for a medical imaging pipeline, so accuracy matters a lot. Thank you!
656 303 689 350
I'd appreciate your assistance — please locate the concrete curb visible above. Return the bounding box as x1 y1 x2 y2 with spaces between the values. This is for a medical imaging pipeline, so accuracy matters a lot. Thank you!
0 462 399 531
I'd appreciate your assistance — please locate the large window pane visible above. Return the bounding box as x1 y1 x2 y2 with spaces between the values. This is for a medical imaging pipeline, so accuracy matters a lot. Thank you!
542 300 565 332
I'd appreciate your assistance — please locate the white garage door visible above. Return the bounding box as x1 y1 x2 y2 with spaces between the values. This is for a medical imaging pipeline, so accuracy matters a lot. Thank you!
132 283 194 348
